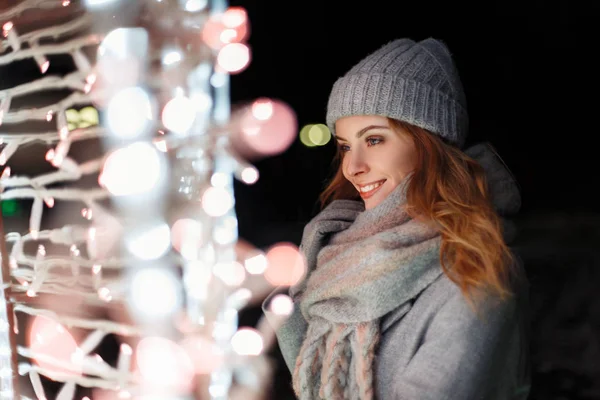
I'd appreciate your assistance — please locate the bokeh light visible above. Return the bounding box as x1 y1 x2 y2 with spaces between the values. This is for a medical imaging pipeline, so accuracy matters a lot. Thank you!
181 336 224 375
171 218 203 259
184 0 208 12
135 336 194 392
28 316 80 375
130 268 182 319
231 328 263 356
251 98 273 120
244 252 267 275
269 294 294 316
202 186 234 217
213 261 246 287
99 142 163 196
161 49 183 66
162 95 196 135
84 0 121 8
106 87 154 139
202 7 249 50
125 222 171 260
299 123 331 147
213 215 238 246
217 43 251 73
240 166 259 184
236 98 297 158
264 242 306 286
66 106 100 130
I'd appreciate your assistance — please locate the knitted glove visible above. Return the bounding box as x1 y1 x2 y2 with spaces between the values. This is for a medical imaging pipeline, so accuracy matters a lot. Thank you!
290 199 364 300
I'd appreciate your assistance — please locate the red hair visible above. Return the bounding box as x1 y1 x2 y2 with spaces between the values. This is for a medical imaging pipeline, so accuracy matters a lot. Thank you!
319 118 516 309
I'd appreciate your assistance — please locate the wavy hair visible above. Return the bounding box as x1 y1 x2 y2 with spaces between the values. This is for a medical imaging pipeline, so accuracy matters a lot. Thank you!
319 118 516 309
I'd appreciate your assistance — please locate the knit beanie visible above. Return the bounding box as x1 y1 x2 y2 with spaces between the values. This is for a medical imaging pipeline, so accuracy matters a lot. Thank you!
326 38 469 148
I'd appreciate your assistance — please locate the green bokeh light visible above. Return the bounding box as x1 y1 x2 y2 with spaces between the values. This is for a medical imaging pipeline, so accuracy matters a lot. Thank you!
308 124 331 146
299 124 316 147
299 123 331 147
1 199 20 216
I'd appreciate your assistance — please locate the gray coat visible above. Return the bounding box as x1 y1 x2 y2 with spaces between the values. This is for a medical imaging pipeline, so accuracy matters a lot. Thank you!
264 267 530 399
263 143 531 399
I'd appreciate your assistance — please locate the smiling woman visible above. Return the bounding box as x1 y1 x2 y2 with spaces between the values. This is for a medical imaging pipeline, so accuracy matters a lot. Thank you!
332 116 417 209
263 37 531 400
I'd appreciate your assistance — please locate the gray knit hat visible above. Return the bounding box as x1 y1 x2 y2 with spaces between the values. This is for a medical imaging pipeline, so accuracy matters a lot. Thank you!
326 38 469 148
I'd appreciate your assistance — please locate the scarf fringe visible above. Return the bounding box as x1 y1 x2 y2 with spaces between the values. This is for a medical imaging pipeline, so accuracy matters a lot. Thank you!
293 322 379 400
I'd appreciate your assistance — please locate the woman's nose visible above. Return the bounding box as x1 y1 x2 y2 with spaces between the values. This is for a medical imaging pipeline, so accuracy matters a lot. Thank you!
345 150 368 177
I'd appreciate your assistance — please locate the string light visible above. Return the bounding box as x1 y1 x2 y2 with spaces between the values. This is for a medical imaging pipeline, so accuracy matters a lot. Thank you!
0 1 296 399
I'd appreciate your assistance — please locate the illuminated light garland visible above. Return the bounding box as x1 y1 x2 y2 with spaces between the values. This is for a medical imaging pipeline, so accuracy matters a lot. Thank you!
14 305 140 337
0 0 72 22
0 4 117 397
0 0 297 398
1 91 96 124
0 13 92 53
0 35 103 67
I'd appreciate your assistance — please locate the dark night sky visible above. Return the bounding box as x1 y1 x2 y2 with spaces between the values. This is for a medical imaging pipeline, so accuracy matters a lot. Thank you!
227 0 599 248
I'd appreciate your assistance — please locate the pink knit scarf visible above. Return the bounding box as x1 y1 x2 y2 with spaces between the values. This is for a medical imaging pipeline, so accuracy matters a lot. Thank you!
290 178 443 399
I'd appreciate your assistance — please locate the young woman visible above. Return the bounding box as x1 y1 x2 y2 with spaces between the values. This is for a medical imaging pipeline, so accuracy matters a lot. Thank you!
264 37 531 400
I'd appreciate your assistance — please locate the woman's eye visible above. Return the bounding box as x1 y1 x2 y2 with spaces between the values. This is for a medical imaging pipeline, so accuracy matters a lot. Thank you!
338 144 350 152
367 137 382 146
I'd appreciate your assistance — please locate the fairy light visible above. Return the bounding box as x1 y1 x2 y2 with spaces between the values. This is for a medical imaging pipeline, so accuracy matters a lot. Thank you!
32 45 50 74
202 187 234 217
161 95 197 135
0 1 298 399
231 328 263 356
240 166 258 184
243 253 267 275
2 22 21 51
1 167 11 180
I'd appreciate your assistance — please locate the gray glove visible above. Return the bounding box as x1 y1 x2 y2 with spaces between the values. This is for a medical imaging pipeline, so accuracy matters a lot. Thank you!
290 199 364 300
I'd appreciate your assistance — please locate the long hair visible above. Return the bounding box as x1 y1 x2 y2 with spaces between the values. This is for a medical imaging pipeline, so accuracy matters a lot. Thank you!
319 118 516 309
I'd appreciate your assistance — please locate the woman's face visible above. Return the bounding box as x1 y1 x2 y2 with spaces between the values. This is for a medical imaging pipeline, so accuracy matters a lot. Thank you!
335 116 417 210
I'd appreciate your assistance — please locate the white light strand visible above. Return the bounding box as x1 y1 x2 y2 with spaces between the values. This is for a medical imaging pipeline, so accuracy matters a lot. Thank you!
19 363 131 391
1 188 108 202
0 72 89 100
0 126 106 151
0 0 70 22
18 347 125 383
13 282 119 303
5 225 125 268
0 14 92 53
0 2 283 399
2 157 103 189
28 370 45 400
1 188 108 237
0 9 144 400
14 305 141 337
0 34 102 67
7 225 91 249
56 382 75 400
1 91 93 124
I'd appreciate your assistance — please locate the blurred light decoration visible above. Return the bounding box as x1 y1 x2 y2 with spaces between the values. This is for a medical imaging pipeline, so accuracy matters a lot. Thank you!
264 242 306 286
0 0 298 399
299 123 331 147
65 106 100 131
230 98 298 160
